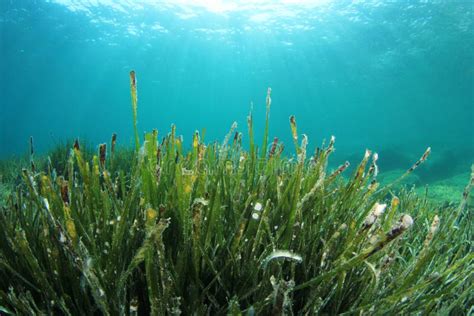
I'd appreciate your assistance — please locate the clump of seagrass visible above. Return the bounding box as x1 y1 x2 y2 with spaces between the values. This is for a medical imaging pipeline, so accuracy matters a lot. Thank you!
0 71 472 315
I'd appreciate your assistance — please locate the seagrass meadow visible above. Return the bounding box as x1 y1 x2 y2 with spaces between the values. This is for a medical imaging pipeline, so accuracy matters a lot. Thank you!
0 72 473 315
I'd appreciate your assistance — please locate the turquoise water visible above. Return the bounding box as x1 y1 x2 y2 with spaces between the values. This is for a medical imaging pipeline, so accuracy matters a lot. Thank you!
1 1 472 180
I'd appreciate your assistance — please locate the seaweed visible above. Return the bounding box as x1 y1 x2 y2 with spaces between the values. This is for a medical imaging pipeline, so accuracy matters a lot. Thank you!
0 72 472 315
130 70 140 152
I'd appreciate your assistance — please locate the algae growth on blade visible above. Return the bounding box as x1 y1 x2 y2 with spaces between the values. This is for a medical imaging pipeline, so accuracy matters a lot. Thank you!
0 71 472 315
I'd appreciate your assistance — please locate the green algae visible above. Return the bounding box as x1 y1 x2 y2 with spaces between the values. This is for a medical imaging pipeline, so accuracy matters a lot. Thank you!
418 172 473 205
378 168 471 205
0 73 472 315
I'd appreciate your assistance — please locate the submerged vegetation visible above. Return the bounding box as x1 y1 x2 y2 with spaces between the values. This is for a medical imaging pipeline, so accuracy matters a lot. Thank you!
0 72 472 315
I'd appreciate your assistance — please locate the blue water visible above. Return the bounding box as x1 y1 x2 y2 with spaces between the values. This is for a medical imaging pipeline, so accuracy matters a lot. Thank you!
1 1 473 176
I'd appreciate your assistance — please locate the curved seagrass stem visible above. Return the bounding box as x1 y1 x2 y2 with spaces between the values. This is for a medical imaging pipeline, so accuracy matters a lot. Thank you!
130 70 140 152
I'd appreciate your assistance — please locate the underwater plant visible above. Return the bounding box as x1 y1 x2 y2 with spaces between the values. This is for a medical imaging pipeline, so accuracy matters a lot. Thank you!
0 72 472 315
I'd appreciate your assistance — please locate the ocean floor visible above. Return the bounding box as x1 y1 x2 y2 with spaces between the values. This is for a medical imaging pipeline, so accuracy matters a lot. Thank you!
378 169 471 204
